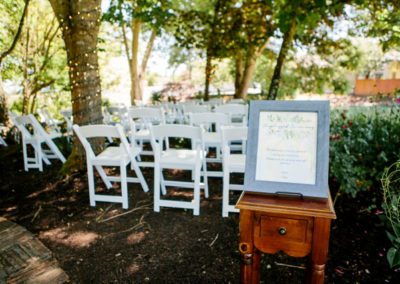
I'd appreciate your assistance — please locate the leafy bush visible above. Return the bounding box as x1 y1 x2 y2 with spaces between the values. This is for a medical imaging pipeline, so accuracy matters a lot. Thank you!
381 162 400 268
330 107 400 200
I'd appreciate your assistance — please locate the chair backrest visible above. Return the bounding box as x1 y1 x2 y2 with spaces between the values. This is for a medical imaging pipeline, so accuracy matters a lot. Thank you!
149 124 203 151
215 104 248 125
182 104 210 114
215 104 248 115
73 124 130 159
15 114 52 138
189 112 230 132
14 115 36 139
221 126 248 153
128 107 165 123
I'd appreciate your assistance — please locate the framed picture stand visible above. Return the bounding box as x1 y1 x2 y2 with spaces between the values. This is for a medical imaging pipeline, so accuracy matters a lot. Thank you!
237 101 336 283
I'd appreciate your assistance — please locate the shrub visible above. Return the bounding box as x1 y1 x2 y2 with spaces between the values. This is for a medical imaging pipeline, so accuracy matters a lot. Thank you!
330 107 400 201
381 162 400 268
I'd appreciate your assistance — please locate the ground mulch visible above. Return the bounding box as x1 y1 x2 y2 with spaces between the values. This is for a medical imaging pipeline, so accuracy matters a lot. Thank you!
1 143 400 283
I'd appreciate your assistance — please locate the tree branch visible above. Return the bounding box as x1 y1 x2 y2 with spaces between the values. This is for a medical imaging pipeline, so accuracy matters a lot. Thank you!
0 0 30 64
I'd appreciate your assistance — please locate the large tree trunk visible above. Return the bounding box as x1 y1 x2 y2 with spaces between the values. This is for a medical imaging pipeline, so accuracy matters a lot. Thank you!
267 20 297 100
204 49 213 101
130 18 141 105
235 41 269 99
49 0 103 171
0 75 10 126
139 29 157 102
234 53 244 99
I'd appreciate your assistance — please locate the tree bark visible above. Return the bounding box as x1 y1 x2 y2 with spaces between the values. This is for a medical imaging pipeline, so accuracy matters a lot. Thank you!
267 20 297 100
130 18 141 105
204 49 213 101
139 28 157 101
49 0 103 171
234 52 244 99
0 75 9 126
235 41 269 99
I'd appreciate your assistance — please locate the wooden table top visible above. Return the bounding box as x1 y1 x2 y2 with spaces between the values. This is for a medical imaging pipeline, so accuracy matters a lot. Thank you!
236 191 336 219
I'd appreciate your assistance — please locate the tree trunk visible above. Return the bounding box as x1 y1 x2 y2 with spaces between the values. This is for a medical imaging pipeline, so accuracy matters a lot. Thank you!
49 0 103 171
204 50 212 101
139 28 157 101
237 54 257 99
130 18 141 105
235 41 269 99
267 20 297 100
234 53 244 98
0 75 10 126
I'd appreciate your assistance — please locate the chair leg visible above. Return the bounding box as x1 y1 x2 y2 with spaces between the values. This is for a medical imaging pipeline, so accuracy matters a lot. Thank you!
131 160 149 192
95 166 113 189
87 163 96 207
154 164 161 212
160 172 167 195
120 162 128 209
202 158 209 198
37 141 43 172
22 141 28 172
222 170 230 218
193 162 201 216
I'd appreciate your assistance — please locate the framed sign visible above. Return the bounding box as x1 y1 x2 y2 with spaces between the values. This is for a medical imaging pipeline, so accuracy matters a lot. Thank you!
244 100 330 199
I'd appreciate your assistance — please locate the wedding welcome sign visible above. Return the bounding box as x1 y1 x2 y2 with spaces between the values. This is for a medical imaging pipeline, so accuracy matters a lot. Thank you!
244 101 330 199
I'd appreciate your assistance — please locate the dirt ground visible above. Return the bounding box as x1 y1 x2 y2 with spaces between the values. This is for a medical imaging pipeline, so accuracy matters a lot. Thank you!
1 143 400 283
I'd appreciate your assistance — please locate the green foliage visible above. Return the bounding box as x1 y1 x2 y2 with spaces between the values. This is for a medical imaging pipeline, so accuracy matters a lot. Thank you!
103 0 175 34
381 162 400 268
356 0 400 50
330 107 400 200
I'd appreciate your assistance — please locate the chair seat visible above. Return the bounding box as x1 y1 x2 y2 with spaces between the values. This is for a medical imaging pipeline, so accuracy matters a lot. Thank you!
134 129 150 139
160 149 205 168
228 154 246 172
203 132 221 145
92 145 141 166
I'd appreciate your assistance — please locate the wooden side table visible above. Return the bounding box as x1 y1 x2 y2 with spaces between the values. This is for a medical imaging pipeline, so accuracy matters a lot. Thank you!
236 192 336 284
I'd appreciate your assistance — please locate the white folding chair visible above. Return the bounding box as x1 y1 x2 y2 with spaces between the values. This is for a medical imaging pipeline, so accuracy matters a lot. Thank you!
150 124 208 216
37 108 62 133
60 109 73 136
182 104 210 123
215 104 248 126
128 107 166 167
189 112 230 177
73 124 149 209
14 114 66 171
221 126 247 217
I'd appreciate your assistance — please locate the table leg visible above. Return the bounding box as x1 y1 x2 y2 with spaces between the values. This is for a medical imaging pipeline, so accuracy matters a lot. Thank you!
308 218 332 284
239 210 257 284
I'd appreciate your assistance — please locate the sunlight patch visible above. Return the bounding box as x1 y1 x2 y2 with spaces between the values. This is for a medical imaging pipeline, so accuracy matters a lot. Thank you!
126 263 140 275
40 228 99 248
127 231 145 245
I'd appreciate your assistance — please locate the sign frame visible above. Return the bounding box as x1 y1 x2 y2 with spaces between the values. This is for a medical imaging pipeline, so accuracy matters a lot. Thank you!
244 100 330 199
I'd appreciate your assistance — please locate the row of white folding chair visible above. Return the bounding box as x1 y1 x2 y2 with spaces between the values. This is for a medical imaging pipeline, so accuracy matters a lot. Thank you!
73 124 149 209
13 114 66 171
149 124 208 216
128 107 166 166
221 126 247 217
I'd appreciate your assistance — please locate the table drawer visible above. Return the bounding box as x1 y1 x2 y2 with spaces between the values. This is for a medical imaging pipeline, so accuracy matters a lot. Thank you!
254 214 313 257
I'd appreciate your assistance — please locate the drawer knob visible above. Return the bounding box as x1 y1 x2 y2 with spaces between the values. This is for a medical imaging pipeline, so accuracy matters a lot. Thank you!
278 227 287 235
